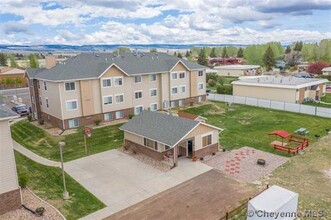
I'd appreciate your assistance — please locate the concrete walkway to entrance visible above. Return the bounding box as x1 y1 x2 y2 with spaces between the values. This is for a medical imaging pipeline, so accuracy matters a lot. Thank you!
64 150 212 220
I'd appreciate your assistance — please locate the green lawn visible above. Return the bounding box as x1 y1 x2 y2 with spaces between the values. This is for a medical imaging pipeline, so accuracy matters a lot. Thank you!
15 152 105 220
321 93 331 103
304 93 331 108
183 102 331 156
11 121 124 162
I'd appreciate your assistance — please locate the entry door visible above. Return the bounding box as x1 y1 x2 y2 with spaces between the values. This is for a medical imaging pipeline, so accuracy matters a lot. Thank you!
187 140 193 157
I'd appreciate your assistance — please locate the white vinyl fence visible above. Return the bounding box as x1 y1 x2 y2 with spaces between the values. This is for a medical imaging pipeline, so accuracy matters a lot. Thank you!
207 93 331 118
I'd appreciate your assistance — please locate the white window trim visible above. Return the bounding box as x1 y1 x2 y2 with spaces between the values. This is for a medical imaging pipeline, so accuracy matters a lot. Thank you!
68 119 79 128
179 72 186 79
101 77 112 88
134 75 142 83
134 90 143 99
45 97 49 108
135 105 144 115
198 70 204 77
115 111 124 119
103 95 113 105
179 85 186 93
64 82 76 92
201 132 213 147
171 86 178 94
115 94 124 104
104 112 113 121
198 83 204 90
66 99 78 111
149 74 157 81
178 99 185 106
150 103 158 111
114 76 123 86
171 72 178 80
150 88 157 97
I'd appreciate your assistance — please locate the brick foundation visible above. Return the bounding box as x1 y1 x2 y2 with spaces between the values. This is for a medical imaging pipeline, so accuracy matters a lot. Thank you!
0 188 22 215
124 139 164 161
193 143 219 158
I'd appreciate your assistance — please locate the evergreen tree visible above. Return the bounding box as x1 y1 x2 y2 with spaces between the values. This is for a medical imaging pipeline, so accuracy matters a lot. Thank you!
263 46 276 71
197 48 208 66
185 50 190 57
29 54 39 68
209 47 217 58
0 53 7 66
177 52 182 58
174 51 177 56
221 47 228 58
237 47 244 58
285 46 291 54
150 48 157 52
10 56 18 67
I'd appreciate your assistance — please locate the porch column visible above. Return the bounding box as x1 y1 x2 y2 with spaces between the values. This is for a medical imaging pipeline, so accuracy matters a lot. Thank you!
173 145 178 167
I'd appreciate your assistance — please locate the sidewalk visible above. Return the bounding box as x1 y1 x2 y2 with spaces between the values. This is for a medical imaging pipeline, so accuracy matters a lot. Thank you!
13 140 61 167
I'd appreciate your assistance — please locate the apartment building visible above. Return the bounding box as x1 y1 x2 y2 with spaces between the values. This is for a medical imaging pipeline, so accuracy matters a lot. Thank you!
26 52 206 130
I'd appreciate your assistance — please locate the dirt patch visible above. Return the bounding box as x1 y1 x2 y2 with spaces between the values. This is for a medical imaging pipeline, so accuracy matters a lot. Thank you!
324 168 331 179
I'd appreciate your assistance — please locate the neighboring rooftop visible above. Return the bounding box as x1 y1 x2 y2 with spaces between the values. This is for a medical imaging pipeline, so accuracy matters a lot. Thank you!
0 67 25 75
233 76 329 89
120 111 199 147
0 105 18 120
214 65 260 70
322 67 331 72
26 52 205 81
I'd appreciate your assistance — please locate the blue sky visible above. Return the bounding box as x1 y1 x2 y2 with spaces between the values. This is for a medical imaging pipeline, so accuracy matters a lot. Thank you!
0 0 330 45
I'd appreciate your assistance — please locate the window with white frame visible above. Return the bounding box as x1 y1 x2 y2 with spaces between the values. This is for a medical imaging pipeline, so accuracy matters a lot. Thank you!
198 96 202 103
66 100 78 110
45 98 49 108
144 138 157 150
150 103 157 111
44 81 47 90
179 85 186 93
179 72 185 79
134 75 142 83
104 113 113 121
198 83 203 90
115 94 124 103
149 74 157 81
65 82 75 91
135 91 143 99
114 77 123 86
103 96 113 105
135 106 143 115
171 87 178 94
102 78 111 87
171 101 177 107
115 111 124 119
198 70 203 76
178 100 184 106
150 88 157 97
202 134 212 147
68 119 79 128
171 72 177 80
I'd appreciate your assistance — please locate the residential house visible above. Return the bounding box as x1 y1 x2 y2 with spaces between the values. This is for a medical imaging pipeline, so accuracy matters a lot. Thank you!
232 76 328 103
120 111 221 166
322 67 331 76
26 52 206 129
214 65 260 77
0 105 21 215
0 67 27 89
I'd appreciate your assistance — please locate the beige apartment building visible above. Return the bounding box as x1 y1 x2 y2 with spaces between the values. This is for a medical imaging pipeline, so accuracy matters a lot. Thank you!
232 76 329 103
26 53 206 129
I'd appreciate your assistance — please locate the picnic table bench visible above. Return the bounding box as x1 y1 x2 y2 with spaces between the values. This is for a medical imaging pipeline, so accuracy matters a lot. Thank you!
294 127 309 136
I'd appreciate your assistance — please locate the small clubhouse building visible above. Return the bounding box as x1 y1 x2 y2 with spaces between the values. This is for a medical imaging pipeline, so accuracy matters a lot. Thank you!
120 111 221 166
214 65 260 77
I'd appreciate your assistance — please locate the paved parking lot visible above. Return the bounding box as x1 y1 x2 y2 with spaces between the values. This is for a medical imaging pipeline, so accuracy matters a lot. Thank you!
65 149 212 219
0 87 31 107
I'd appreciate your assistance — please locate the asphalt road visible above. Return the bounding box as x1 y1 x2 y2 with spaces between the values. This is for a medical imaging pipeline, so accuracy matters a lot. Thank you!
0 87 31 108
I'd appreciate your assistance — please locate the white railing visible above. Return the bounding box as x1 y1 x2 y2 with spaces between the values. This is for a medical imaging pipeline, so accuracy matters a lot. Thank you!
207 93 331 118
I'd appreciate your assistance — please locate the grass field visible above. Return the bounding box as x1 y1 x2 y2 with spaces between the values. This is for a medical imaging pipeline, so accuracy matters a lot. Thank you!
304 93 331 108
207 76 238 92
15 152 105 220
183 101 331 156
11 120 124 162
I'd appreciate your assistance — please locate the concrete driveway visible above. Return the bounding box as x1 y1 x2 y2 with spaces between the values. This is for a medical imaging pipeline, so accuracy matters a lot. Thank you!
64 149 212 219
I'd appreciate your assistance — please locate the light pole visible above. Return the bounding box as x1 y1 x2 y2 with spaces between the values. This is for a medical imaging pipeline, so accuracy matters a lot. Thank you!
59 142 69 200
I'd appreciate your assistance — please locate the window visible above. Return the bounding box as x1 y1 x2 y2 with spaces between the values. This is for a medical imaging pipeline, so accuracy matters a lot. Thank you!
150 88 157 97
171 87 178 94
39 96 42 106
103 96 112 105
68 119 79 128
202 134 212 147
134 75 142 83
102 78 111 87
66 100 78 110
198 96 202 103
198 71 203 76
149 74 157 81
179 72 185 79
179 85 186 93
178 100 184 106
150 103 157 111
171 73 177 80
135 106 143 115
144 138 157 150
104 113 113 121
65 82 75 91
115 94 124 103
114 77 123 86
44 82 47 90
171 101 177 107
198 83 204 90
135 91 143 99
115 111 124 119
45 98 49 108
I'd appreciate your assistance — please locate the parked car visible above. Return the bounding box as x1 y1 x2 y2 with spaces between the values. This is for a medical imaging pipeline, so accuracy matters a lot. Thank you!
12 104 29 116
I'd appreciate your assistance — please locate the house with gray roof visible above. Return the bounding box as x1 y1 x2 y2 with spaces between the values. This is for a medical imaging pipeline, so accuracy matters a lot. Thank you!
120 111 221 166
26 52 206 129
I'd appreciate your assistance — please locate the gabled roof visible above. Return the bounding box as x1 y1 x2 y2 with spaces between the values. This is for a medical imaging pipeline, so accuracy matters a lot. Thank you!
268 130 291 139
0 105 18 120
120 111 200 147
26 68 46 78
29 52 205 81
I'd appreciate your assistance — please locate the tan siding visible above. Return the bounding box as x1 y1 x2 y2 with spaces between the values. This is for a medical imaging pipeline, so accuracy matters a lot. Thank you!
184 124 219 151
161 73 170 106
190 71 198 97
299 88 305 103
38 81 62 118
124 131 144 146
171 62 188 72
80 80 95 116
59 82 83 119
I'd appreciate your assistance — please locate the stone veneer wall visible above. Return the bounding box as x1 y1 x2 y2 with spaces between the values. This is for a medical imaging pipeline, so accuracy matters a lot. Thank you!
193 143 219 158
0 188 21 215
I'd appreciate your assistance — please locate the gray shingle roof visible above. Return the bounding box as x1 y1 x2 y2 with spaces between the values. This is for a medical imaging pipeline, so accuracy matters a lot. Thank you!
0 105 18 119
30 52 205 81
120 111 200 147
26 68 46 78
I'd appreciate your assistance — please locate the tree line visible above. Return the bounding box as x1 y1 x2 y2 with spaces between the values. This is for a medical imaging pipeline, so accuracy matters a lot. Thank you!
0 53 40 68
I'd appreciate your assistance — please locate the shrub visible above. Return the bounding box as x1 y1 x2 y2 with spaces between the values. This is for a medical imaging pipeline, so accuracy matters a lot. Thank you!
307 61 329 75
212 152 216 156
128 114 134 119
38 119 44 125
94 118 102 126
27 114 32 122
216 86 225 94
218 77 224 86
200 157 204 161
18 172 29 188
225 85 233 95
206 73 218 82
207 79 216 87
